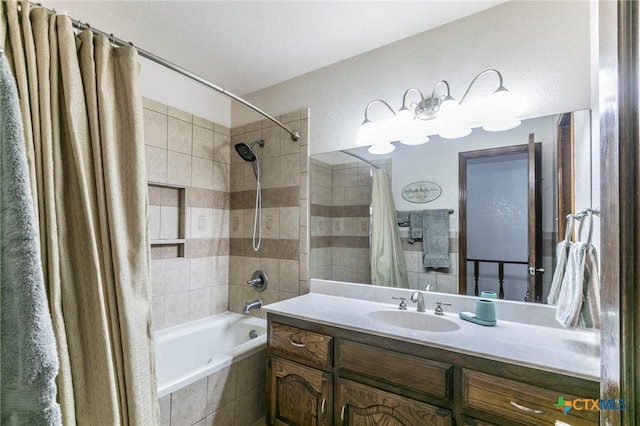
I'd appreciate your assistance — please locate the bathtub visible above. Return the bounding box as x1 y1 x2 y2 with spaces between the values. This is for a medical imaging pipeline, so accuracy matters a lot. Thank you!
155 312 267 398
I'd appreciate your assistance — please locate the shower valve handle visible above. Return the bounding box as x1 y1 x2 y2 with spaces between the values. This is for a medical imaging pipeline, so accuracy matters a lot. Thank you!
247 270 267 292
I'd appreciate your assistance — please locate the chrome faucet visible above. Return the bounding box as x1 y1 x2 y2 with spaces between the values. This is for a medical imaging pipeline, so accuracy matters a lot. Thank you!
411 291 425 312
243 299 263 314
434 301 452 316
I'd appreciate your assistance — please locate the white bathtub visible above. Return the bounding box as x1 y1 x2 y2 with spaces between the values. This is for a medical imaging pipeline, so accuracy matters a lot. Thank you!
155 312 267 398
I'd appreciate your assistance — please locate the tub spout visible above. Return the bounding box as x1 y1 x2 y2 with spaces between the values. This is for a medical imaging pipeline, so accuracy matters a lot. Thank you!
243 299 263 314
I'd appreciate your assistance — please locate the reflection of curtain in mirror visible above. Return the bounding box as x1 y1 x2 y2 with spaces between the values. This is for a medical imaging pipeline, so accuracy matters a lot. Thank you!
371 170 409 287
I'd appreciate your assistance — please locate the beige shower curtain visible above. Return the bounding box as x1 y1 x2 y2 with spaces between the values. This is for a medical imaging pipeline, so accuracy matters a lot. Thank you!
1 2 157 424
370 169 409 288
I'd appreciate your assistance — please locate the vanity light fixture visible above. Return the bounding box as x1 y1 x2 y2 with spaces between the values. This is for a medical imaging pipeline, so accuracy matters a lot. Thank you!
355 69 522 153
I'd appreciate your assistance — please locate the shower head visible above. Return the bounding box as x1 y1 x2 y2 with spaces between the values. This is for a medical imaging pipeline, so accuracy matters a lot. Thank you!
234 139 265 162
235 143 257 162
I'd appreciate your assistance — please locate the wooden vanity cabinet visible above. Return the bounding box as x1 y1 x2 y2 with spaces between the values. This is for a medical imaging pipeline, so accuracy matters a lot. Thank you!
268 323 333 426
266 314 599 426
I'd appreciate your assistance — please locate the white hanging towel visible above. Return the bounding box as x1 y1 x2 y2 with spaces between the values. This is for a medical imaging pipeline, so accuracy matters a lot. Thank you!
547 215 574 305
555 241 601 329
547 239 571 304
548 217 574 305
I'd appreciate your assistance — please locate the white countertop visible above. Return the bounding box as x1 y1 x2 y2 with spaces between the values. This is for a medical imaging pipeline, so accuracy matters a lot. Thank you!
263 292 600 381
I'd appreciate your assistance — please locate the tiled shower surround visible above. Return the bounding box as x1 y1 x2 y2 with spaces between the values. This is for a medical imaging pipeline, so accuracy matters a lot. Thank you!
310 158 460 293
229 109 310 318
143 99 309 426
310 159 380 284
144 98 231 331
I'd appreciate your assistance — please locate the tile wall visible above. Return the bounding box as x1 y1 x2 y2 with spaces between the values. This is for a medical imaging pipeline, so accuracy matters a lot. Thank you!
228 109 310 318
159 350 267 426
310 159 379 284
143 98 231 330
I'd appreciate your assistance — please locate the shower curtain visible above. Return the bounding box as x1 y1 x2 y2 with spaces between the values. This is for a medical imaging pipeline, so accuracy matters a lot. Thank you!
1 2 157 425
370 169 409 288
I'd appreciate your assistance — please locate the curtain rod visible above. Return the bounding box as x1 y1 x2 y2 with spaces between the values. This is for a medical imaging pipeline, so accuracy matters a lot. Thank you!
28 3 301 141
339 150 382 170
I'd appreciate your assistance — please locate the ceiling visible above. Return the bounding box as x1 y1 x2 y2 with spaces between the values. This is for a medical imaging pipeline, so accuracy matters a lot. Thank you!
43 1 506 96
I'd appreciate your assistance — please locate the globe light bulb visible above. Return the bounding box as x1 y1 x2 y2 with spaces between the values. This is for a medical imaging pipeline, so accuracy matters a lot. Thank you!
482 119 522 132
392 107 413 130
437 96 459 118
439 126 472 139
355 120 375 146
368 142 395 155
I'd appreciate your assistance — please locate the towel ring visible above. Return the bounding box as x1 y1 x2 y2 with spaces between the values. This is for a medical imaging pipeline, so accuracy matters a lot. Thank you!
586 210 594 245
577 210 594 244
564 215 575 243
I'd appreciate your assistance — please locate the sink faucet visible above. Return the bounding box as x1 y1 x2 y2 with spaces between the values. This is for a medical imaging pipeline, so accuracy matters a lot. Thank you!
411 291 425 312
434 301 452 316
243 299 263 314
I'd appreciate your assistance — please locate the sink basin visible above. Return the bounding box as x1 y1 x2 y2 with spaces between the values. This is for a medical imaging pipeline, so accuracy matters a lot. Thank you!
368 310 461 332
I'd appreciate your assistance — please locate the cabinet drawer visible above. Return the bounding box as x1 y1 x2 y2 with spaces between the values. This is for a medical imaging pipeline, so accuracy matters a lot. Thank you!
462 369 598 426
338 378 452 426
270 323 332 368
339 340 452 401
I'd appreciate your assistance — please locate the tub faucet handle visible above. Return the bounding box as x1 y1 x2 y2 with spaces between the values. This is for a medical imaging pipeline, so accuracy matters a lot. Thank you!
247 270 267 292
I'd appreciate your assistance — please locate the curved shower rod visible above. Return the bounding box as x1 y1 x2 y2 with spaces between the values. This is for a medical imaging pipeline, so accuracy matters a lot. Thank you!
27 2 301 141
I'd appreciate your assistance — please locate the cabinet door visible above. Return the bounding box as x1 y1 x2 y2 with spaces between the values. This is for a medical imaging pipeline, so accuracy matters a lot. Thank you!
337 379 452 426
270 357 332 426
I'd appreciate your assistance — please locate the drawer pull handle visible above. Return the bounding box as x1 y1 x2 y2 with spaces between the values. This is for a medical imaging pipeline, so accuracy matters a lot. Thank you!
510 401 545 414
340 405 346 423
289 340 306 348
321 398 326 416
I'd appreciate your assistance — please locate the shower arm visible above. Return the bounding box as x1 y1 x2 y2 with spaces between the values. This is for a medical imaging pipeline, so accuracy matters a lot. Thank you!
26 2 301 142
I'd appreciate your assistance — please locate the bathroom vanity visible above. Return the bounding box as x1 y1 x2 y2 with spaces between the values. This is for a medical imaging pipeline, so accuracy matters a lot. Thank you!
263 287 600 426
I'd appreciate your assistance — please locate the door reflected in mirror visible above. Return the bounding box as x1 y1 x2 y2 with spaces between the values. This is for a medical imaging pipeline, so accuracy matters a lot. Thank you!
309 110 593 303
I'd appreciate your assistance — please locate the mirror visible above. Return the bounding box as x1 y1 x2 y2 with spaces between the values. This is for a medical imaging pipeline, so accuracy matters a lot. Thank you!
310 110 593 302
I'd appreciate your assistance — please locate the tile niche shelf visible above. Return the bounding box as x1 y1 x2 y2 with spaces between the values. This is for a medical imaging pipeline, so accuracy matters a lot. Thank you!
148 182 186 258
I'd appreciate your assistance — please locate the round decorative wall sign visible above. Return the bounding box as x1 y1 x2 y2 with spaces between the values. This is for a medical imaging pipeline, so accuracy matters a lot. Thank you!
401 181 442 203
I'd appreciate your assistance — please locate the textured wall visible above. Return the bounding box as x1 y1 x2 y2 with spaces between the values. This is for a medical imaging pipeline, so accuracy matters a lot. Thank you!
234 1 591 155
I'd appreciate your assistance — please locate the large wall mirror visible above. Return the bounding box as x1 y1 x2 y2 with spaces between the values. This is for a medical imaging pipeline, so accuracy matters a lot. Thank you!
310 110 595 303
